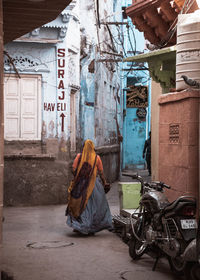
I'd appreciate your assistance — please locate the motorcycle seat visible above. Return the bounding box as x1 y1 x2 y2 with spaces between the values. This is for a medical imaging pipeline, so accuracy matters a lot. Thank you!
163 196 196 213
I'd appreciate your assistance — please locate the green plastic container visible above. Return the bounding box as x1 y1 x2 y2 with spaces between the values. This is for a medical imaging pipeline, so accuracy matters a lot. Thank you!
118 182 141 210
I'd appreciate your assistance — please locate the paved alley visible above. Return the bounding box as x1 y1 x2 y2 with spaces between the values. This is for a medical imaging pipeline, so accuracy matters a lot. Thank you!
2 171 180 280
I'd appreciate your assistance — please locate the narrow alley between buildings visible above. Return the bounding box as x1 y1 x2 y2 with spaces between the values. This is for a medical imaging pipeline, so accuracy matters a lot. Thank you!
2 172 179 280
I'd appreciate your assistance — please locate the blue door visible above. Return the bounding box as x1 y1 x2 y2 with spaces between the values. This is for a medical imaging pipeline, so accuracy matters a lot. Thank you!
122 84 149 170
123 107 146 169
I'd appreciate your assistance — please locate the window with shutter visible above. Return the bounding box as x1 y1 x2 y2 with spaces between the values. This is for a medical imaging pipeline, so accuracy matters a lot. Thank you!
4 74 41 140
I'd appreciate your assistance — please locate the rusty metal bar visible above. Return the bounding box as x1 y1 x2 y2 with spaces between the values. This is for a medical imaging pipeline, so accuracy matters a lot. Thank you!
96 59 122 62
0 0 4 268
101 51 123 57
96 0 100 28
100 22 128 25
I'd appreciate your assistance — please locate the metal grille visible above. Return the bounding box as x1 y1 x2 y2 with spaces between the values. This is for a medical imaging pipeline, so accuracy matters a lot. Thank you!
167 218 178 238
112 215 131 226
169 124 180 144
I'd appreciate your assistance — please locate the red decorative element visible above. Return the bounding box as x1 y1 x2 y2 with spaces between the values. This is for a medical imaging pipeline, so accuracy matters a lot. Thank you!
58 91 65 100
126 0 198 47
57 48 65 57
57 48 66 101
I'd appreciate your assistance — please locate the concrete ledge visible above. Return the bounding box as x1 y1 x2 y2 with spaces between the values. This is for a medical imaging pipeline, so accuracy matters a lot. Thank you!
158 89 200 105
4 154 56 161
95 144 120 155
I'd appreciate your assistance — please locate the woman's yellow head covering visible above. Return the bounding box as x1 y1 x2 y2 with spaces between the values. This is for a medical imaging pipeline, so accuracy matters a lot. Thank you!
67 139 98 218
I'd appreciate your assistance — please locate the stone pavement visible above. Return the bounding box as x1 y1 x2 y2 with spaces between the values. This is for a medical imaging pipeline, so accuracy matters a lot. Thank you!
2 169 180 280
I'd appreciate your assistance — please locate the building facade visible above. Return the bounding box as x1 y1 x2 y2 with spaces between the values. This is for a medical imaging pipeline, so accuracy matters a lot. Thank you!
125 0 200 199
3 0 124 206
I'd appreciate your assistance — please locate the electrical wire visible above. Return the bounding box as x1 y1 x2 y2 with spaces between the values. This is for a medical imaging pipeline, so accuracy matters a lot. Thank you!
121 24 137 79
3 9 149 84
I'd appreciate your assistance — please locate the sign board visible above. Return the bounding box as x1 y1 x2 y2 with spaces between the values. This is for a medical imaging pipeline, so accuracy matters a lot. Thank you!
126 85 148 108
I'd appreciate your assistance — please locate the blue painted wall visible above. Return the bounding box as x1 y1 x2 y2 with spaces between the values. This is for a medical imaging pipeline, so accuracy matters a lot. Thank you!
122 0 151 170
79 0 123 148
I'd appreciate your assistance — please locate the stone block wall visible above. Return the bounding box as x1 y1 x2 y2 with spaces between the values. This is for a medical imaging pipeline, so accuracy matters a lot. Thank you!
4 143 120 206
159 89 200 202
96 144 120 183
4 155 71 206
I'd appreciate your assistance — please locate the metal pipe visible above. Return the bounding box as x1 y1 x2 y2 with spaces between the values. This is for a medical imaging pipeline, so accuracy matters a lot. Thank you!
0 0 4 271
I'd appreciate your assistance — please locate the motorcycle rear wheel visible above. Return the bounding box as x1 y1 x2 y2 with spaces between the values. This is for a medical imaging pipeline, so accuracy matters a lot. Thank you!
169 256 185 275
184 262 200 280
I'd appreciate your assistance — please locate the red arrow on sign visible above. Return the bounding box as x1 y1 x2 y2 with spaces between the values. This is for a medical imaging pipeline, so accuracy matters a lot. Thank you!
60 113 66 132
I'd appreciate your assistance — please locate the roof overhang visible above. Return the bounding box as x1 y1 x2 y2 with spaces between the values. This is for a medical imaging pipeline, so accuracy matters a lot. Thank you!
3 0 73 44
126 0 198 47
124 45 176 63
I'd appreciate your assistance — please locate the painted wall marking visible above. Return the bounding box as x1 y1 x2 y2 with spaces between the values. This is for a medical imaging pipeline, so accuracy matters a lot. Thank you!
60 113 66 132
57 48 67 131
44 103 66 111
43 48 67 131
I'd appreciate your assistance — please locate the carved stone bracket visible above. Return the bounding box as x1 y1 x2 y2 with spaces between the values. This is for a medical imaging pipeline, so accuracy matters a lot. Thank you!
148 59 175 89
31 28 40 37
59 27 67 39
62 13 70 23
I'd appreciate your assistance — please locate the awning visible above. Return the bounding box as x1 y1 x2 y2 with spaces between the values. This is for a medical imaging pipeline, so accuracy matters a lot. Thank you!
124 45 176 62
124 46 176 90
3 0 73 44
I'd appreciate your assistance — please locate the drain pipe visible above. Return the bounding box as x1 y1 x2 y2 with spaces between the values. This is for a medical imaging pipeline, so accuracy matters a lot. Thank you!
0 0 4 269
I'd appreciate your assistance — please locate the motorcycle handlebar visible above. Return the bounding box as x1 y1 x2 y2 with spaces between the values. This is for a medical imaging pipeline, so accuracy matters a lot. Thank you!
122 173 171 191
122 172 138 179
160 182 171 189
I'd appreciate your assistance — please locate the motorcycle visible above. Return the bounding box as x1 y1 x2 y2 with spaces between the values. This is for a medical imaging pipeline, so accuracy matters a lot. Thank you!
122 172 197 276
182 238 200 279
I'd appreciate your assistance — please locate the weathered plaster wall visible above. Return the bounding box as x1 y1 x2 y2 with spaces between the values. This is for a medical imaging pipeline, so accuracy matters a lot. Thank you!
4 155 71 206
79 0 122 148
3 4 79 206
96 144 120 182
3 0 121 206
159 90 200 202
4 38 70 159
77 0 122 181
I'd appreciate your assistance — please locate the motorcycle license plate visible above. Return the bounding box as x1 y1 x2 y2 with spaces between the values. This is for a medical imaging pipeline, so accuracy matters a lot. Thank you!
181 219 197 229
